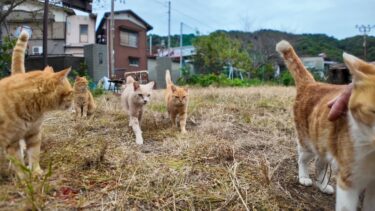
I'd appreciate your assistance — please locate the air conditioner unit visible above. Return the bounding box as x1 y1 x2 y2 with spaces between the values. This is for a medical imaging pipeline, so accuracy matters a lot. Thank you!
32 46 43 55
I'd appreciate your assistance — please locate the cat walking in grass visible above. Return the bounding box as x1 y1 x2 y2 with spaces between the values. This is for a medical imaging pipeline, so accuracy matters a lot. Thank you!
165 70 189 133
0 31 74 178
73 76 96 119
121 76 154 145
277 40 375 211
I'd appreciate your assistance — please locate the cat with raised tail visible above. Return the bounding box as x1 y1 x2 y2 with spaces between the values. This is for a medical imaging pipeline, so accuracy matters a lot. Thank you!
121 76 154 145
165 70 189 133
0 31 74 178
276 40 375 211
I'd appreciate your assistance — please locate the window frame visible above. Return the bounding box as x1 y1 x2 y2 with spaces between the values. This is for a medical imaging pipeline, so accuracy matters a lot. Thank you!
79 24 89 43
120 29 138 48
129 57 140 67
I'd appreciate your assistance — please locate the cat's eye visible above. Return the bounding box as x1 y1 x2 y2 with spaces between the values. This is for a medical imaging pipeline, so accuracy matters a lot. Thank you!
370 109 375 114
147 94 150 97
138 94 143 97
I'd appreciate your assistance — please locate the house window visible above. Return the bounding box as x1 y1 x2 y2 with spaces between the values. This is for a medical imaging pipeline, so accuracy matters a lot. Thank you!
98 52 103 64
120 30 138 48
129 57 140 67
80 24 88 43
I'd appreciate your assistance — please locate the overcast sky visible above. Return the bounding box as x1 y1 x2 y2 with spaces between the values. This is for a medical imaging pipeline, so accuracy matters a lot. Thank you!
92 0 375 39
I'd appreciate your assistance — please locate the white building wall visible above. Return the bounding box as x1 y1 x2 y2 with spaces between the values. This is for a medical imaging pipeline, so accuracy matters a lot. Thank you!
65 15 96 57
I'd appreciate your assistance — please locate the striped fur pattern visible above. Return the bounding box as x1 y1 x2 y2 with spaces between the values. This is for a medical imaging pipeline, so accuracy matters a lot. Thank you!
277 40 375 211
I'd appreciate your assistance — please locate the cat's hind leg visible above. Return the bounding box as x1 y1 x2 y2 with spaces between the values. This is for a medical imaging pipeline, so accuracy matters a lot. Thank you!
315 157 334 194
5 141 26 179
297 143 314 186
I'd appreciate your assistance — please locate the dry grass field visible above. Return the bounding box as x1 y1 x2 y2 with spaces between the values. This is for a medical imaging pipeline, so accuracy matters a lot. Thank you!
0 86 336 210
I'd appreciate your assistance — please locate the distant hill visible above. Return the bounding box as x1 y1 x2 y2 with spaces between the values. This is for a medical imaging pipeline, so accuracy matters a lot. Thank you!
148 30 375 62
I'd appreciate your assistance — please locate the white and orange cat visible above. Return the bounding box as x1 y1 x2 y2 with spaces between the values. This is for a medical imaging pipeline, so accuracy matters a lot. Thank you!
0 31 74 178
121 76 154 144
73 76 96 118
165 70 189 133
277 40 375 211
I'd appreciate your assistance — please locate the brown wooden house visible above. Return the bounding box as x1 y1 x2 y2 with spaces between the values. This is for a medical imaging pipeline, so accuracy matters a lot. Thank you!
96 10 153 80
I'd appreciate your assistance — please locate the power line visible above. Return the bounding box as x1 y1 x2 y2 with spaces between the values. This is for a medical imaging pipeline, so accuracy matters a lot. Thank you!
176 0 223 28
148 0 215 34
171 7 216 31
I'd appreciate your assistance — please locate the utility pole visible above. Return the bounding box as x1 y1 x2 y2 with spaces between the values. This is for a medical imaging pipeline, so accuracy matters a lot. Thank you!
167 0 171 51
109 0 115 78
0 2 3 48
179 22 183 68
149 35 152 55
356 24 375 61
43 0 49 67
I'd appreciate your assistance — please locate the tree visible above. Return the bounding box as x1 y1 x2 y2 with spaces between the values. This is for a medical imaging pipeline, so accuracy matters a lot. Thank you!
193 32 252 75
0 0 31 24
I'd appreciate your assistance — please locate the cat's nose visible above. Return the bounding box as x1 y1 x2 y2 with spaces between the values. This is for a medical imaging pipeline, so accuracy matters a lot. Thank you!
144 100 147 104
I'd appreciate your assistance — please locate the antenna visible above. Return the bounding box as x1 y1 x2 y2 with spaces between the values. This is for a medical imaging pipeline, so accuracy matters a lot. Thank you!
355 24 375 61
168 0 171 51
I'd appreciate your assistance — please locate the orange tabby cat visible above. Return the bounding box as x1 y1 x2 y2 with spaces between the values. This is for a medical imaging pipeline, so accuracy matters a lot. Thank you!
73 76 96 118
277 40 375 211
165 70 188 133
0 32 73 178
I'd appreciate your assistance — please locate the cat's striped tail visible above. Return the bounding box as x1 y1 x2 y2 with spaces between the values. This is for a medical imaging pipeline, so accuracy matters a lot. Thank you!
276 40 315 87
11 30 29 75
165 69 173 86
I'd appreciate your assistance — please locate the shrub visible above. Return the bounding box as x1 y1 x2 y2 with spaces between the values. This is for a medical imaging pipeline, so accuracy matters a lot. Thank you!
179 73 273 87
91 87 105 97
279 71 295 86
0 37 16 78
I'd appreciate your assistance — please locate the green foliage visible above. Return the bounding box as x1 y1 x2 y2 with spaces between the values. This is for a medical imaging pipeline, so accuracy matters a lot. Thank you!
91 87 105 97
148 33 197 48
193 32 252 74
340 35 375 61
279 71 295 86
0 37 16 78
254 63 275 80
68 62 105 97
179 73 269 87
10 157 52 210
295 34 342 61
69 62 91 84
71 62 89 78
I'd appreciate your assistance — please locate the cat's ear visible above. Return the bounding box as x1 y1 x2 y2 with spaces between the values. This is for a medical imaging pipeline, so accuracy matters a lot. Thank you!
54 67 71 82
75 76 80 81
184 87 189 93
171 85 177 92
133 81 140 90
44 66 54 73
146 81 155 90
344 53 367 82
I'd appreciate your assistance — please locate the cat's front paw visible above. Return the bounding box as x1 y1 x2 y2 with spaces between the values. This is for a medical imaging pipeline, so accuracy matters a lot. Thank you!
299 177 313 186
135 137 144 145
181 128 187 134
33 167 44 177
317 184 334 194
